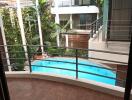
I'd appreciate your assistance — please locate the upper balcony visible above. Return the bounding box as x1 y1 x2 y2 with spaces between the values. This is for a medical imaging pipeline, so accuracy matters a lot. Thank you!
52 0 97 7
0 0 34 8
51 0 99 14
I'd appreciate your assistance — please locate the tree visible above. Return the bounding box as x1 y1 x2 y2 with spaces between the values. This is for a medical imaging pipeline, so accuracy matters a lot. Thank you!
1 0 57 70
96 0 104 16
2 8 25 70
39 0 57 46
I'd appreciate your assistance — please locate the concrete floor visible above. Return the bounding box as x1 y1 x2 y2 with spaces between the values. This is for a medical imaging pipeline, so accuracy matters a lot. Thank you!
89 40 130 64
7 77 123 100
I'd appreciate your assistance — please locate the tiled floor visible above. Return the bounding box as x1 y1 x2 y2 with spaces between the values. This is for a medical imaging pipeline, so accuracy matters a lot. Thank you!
7 78 123 100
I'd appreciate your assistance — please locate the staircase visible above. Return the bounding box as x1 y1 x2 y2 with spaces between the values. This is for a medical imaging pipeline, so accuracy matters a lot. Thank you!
88 17 130 65
89 16 103 40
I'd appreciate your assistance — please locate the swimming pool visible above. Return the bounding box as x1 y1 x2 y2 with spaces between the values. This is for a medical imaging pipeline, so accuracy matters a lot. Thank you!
32 57 116 85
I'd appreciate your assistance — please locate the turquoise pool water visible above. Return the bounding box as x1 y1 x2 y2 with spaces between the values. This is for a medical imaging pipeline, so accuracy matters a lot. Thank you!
32 57 116 85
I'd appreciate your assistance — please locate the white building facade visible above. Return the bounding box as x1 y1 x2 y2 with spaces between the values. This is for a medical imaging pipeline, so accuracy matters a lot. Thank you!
51 0 99 30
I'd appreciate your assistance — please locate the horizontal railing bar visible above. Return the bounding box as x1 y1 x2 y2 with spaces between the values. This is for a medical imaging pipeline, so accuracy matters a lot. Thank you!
0 45 129 55
2 51 28 53
32 64 125 82
108 20 132 21
2 58 26 60
89 57 128 65
4 64 126 82
78 63 126 73
107 30 131 32
32 64 76 72
108 26 132 27
35 59 76 64
87 49 128 55
60 33 90 35
78 70 116 80
35 59 127 73
5 59 127 74
1 57 128 66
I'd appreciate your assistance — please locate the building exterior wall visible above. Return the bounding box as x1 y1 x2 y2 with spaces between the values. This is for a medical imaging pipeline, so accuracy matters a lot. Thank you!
108 0 132 41
68 34 89 49
51 6 99 14
59 14 97 30
51 0 99 30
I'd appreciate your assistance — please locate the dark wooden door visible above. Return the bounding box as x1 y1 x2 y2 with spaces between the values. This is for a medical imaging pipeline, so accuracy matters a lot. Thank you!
109 0 132 41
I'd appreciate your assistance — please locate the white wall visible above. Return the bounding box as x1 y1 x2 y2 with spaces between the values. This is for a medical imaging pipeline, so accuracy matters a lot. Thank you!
51 6 99 14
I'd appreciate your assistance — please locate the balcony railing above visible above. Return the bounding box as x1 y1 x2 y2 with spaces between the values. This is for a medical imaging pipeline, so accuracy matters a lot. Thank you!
52 0 96 7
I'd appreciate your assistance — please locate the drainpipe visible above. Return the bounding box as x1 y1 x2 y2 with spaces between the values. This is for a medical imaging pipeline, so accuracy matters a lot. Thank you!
102 0 109 41
16 0 28 59
0 15 11 71
36 0 44 53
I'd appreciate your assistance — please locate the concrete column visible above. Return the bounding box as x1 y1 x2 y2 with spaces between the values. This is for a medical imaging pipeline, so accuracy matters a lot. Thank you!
9 8 15 27
36 0 44 53
16 0 28 59
102 0 109 41
70 14 73 29
0 15 11 71
55 0 60 47
55 14 60 47
65 35 68 47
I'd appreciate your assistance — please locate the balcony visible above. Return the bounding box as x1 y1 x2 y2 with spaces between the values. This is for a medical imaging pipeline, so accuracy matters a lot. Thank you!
52 0 97 7
51 0 99 14
6 72 125 100
0 0 34 8
0 44 131 99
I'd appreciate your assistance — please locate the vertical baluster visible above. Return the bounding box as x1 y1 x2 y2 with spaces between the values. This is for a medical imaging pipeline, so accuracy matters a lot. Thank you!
75 49 78 79
27 45 32 73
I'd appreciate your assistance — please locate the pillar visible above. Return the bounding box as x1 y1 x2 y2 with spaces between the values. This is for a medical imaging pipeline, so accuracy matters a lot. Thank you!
55 0 60 47
70 14 73 29
16 0 28 59
36 0 44 53
102 0 109 41
0 15 11 71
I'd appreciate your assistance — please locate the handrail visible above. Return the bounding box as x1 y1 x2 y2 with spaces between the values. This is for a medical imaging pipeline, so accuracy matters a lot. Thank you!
90 16 103 38
0 44 128 87
51 0 97 7
0 45 129 55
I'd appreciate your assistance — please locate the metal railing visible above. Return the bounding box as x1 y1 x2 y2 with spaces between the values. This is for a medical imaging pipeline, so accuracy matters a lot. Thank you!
0 45 129 87
52 0 96 7
75 17 103 31
90 16 103 38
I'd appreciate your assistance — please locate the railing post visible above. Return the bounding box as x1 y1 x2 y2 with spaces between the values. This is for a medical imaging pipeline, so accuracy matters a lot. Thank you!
94 23 96 34
90 24 94 38
75 49 78 79
96 19 98 31
27 45 32 73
